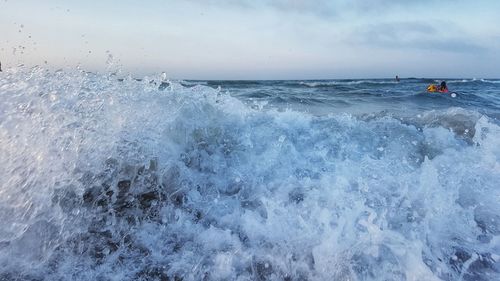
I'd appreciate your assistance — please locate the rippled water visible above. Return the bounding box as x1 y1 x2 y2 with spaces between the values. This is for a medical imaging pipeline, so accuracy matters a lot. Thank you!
1 68 499 280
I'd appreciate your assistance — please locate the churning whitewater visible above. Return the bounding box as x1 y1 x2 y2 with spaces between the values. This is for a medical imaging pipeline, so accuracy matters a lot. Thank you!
0 67 499 281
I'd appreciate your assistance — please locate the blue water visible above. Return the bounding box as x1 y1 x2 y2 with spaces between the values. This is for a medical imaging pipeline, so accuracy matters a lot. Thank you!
200 78 500 119
1 68 499 281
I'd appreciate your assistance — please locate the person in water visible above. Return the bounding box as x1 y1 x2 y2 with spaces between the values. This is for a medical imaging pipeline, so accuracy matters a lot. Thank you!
439 81 448 93
395 75 400 82
427 81 449 93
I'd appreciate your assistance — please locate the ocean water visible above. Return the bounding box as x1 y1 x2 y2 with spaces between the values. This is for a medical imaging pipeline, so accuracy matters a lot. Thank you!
1 67 499 281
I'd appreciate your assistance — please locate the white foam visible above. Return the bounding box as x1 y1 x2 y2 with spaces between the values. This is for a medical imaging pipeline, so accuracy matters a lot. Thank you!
0 67 499 280
300 80 398 87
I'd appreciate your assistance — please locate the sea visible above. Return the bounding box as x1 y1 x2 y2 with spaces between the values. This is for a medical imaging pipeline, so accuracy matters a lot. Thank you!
0 67 499 281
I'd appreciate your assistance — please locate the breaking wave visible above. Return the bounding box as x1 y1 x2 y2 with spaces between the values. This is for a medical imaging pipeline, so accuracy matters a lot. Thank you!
0 67 499 281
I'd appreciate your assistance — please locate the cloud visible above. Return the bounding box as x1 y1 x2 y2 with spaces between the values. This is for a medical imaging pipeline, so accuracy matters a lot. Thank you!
183 0 338 18
182 0 460 19
352 21 487 53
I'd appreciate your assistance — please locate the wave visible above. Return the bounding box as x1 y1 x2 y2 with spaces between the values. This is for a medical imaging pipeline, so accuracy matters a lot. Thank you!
156 78 500 91
179 80 208 86
438 78 500 84
0 67 499 281
299 80 399 87
479 79 500 84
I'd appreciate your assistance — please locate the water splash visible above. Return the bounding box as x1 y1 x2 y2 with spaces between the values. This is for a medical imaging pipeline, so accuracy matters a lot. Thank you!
0 67 499 281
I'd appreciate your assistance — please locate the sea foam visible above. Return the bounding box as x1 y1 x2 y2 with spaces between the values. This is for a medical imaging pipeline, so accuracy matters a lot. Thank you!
0 67 499 281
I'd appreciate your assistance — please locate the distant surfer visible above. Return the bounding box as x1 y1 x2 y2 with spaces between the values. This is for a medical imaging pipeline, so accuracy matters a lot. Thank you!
0 61 2 72
395 75 400 82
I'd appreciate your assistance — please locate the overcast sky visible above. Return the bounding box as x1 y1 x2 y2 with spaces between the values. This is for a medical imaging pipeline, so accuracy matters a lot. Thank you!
1 0 499 79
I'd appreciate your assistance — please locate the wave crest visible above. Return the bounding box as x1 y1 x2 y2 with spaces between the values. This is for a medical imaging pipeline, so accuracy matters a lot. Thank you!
0 68 499 281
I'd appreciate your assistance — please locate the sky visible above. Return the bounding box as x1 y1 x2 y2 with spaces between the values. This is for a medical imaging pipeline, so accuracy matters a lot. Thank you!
1 0 499 79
